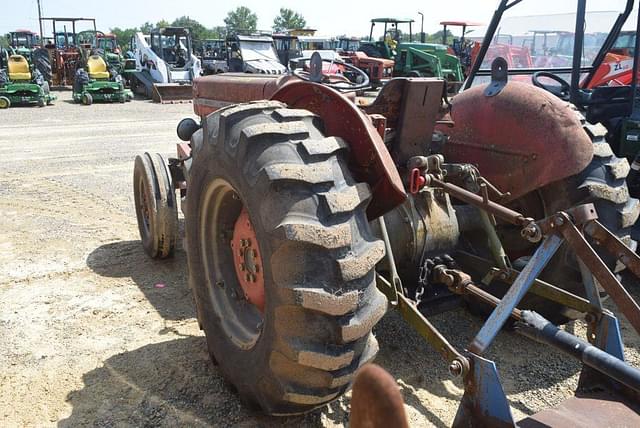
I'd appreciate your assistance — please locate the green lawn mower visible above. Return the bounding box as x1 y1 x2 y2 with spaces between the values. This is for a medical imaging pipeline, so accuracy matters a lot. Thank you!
72 54 132 105
0 53 55 109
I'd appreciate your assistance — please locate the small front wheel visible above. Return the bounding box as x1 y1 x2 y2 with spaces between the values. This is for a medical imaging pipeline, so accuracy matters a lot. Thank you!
133 152 178 259
0 96 10 109
81 93 93 105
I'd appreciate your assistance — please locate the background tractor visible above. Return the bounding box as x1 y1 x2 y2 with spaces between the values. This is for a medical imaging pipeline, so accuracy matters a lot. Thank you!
128 27 201 103
6 29 52 85
359 17 464 88
197 39 227 76
131 5 640 418
39 17 97 87
6 30 40 56
0 49 55 108
75 30 127 75
439 21 482 74
335 37 394 89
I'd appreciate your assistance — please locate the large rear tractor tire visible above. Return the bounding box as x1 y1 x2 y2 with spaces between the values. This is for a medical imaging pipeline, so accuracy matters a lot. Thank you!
498 123 639 324
32 48 52 84
185 101 387 415
133 152 178 259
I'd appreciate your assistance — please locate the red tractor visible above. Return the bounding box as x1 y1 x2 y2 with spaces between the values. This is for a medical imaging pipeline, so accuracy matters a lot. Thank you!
40 17 97 86
132 4 640 425
336 37 394 89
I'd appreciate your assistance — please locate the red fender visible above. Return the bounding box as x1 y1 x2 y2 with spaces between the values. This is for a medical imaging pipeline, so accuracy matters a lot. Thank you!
438 81 594 201
272 81 406 219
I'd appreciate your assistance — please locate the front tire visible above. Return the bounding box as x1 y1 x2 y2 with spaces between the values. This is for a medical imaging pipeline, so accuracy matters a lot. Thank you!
185 101 387 415
82 93 93 105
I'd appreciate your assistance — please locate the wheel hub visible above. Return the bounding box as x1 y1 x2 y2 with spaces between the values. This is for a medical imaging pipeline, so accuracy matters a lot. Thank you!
231 208 265 312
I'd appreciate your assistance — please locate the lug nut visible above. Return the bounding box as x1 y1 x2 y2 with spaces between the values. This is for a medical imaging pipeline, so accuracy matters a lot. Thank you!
239 263 245 271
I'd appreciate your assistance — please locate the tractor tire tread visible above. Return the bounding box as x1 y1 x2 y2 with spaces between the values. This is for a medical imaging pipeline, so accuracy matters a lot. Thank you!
187 103 387 415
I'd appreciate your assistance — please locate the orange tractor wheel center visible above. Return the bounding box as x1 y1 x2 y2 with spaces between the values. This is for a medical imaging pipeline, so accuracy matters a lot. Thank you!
230 208 265 312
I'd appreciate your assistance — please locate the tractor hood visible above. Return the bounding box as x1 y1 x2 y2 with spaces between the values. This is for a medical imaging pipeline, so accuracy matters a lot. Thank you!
244 59 286 75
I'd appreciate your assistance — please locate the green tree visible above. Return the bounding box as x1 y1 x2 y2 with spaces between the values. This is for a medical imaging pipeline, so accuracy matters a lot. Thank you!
426 30 453 45
157 19 171 29
272 8 306 32
139 21 155 34
224 6 258 32
109 27 137 51
211 26 227 39
172 16 219 41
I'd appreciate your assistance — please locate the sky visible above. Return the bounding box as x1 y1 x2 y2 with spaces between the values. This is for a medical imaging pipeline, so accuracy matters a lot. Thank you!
1 0 632 38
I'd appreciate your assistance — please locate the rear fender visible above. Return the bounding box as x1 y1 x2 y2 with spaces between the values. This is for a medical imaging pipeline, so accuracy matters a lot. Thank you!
438 81 593 201
271 81 406 219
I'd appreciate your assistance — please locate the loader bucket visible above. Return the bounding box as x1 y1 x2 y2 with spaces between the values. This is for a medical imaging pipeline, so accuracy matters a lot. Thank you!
151 83 193 104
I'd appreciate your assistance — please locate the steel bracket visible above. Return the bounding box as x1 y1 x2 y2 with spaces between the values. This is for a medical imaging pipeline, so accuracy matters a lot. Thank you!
453 353 515 428
484 57 508 97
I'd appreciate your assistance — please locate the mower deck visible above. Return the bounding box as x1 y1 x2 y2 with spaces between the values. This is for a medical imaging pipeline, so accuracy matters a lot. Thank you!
0 82 55 107
73 80 132 104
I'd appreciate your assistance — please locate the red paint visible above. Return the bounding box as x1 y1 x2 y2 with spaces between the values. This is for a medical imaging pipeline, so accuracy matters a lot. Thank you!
409 168 426 194
438 81 593 201
271 81 406 218
586 52 634 88
231 208 265 312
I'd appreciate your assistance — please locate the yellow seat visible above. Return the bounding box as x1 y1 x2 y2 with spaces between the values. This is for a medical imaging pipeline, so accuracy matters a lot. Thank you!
8 55 31 81
87 55 110 79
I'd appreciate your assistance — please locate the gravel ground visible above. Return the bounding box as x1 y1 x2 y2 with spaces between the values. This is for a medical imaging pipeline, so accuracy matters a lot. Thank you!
0 91 639 427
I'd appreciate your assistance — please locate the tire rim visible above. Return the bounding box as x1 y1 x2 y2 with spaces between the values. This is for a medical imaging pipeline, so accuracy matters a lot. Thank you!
230 208 265 312
138 177 151 235
200 178 264 350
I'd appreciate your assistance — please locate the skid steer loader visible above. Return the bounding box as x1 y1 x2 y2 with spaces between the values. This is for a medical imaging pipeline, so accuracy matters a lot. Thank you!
129 27 201 103
131 2 640 425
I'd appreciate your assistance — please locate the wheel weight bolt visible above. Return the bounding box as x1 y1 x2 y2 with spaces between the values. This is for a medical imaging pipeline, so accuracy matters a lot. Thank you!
449 360 463 377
